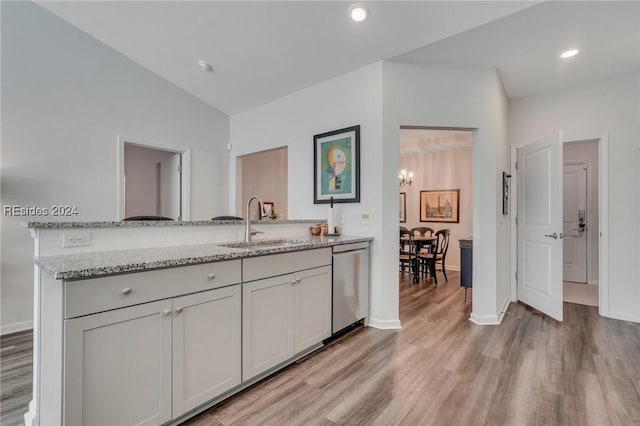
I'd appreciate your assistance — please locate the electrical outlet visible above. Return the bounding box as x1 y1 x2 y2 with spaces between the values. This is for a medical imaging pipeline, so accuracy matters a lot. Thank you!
63 231 91 248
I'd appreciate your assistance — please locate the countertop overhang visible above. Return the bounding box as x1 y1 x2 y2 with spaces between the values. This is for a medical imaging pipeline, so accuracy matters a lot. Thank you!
22 219 325 229
36 236 373 280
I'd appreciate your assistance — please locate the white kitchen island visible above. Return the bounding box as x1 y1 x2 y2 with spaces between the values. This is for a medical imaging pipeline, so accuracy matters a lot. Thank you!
24 220 371 426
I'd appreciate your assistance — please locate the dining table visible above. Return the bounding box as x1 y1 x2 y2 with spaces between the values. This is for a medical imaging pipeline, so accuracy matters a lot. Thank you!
401 235 437 283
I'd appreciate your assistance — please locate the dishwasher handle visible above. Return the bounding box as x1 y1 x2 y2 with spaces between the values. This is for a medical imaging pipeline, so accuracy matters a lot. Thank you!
332 242 369 253
332 249 367 258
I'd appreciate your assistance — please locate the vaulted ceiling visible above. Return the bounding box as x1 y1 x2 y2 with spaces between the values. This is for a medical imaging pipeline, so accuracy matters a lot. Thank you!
38 1 639 115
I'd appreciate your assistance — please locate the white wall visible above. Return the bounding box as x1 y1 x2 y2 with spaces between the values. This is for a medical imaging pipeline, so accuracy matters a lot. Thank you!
509 71 640 322
230 62 396 328
238 148 288 220
564 140 599 285
383 62 511 324
400 146 473 270
1 2 230 333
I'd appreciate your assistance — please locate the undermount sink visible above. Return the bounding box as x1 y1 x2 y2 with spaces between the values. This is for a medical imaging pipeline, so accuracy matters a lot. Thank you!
218 239 307 251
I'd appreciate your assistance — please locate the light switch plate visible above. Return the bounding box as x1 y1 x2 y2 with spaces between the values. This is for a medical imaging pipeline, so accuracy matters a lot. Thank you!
63 231 91 248
361 213 370 225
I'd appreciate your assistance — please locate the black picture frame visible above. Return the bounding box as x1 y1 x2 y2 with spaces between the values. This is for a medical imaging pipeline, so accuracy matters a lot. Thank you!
399 192 407 223
313 125 360 204
502 172 511 215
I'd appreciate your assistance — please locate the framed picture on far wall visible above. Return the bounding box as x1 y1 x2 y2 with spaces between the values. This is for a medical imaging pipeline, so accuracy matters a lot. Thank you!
399 192 407 223
420 189 460 223
313 125 360 204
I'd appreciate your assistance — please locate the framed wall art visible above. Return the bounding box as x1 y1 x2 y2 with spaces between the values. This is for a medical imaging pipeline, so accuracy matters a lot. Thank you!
502 172 511 215
419 189 460 223
313 125 360 204
399 192 407 223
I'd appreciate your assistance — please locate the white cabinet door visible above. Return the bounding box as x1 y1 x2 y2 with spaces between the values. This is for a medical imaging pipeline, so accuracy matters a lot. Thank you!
242 274 294 381
293 266 331 354
64 300 172 426
172 286 241 417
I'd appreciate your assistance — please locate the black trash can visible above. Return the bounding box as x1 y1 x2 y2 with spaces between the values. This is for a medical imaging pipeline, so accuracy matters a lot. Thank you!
459 237 472 300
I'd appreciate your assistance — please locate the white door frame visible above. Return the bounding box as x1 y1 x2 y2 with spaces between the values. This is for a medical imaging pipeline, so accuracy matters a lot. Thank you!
510 132 609 318
117 136 191 221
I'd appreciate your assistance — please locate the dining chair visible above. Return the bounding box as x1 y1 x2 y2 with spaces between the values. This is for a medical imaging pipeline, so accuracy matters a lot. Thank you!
417 229 451 285
410 226 434 237
123 215 175 221
399 228 415 276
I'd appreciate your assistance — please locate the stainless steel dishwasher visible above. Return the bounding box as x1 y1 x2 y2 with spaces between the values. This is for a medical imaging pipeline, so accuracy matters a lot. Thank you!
332 242 370 335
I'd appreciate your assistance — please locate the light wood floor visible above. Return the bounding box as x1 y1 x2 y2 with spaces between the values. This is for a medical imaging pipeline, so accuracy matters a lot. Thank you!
2 272 639 425
186 271 640 426
0 330 32 426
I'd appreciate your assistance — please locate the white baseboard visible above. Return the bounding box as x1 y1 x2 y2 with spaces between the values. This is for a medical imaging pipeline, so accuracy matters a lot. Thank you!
367 317 402 330
469 298 511 326
1 320 33 336
497 297 512 324
606 311 640 323
24 400 35 426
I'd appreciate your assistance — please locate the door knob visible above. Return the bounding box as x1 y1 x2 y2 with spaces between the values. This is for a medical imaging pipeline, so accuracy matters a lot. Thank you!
544 233 558 239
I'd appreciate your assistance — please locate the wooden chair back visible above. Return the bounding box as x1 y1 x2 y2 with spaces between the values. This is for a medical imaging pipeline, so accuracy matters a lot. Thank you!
410 226 434 237
434 229 451 257
399 228 414 254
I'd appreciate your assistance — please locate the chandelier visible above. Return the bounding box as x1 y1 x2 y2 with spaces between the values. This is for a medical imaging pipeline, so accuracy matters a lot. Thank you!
399 169 414 187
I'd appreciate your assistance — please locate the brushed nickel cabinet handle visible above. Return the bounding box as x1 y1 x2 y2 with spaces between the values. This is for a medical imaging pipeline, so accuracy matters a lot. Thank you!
163 309 172 317
122 288 132 295
207 274 216 280
175 306 184 314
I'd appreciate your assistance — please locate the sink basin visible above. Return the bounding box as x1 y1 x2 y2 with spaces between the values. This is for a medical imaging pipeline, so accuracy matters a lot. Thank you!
218 239 307 251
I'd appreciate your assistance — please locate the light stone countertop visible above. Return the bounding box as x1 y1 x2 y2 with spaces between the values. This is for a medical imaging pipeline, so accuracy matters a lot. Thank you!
36 235 372 280
22 219 325 229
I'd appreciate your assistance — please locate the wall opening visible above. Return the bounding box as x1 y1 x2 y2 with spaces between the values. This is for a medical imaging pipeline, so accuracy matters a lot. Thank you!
563 139 599 307
118 137 191 221
235 147 288 220
398 126 474 309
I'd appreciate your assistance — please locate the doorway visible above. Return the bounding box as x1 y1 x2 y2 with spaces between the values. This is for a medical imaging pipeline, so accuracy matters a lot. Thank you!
397 126 474 313
118 137 191 221
235 147 288 220
512 133 609 320
563 140 599 307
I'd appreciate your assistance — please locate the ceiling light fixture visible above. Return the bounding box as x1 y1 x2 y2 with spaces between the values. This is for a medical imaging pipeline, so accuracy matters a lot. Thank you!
197 60 213 72
349 4 369 22
560 49 579 59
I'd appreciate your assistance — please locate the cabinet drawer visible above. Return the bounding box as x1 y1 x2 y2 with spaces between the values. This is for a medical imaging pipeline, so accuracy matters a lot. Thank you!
242 248 331 282
65 260 241 318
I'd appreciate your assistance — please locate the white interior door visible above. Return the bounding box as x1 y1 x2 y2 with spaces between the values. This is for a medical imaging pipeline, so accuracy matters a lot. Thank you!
563 163 588 283
517 134 563 321
160 153 181 219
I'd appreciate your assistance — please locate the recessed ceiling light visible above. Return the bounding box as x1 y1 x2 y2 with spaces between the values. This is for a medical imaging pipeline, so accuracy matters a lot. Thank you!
349 4 369 22
560 49 579 59
197 60 213 72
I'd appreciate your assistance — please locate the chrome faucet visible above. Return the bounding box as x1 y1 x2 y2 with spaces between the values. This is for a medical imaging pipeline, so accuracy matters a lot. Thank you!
245 195 266 242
